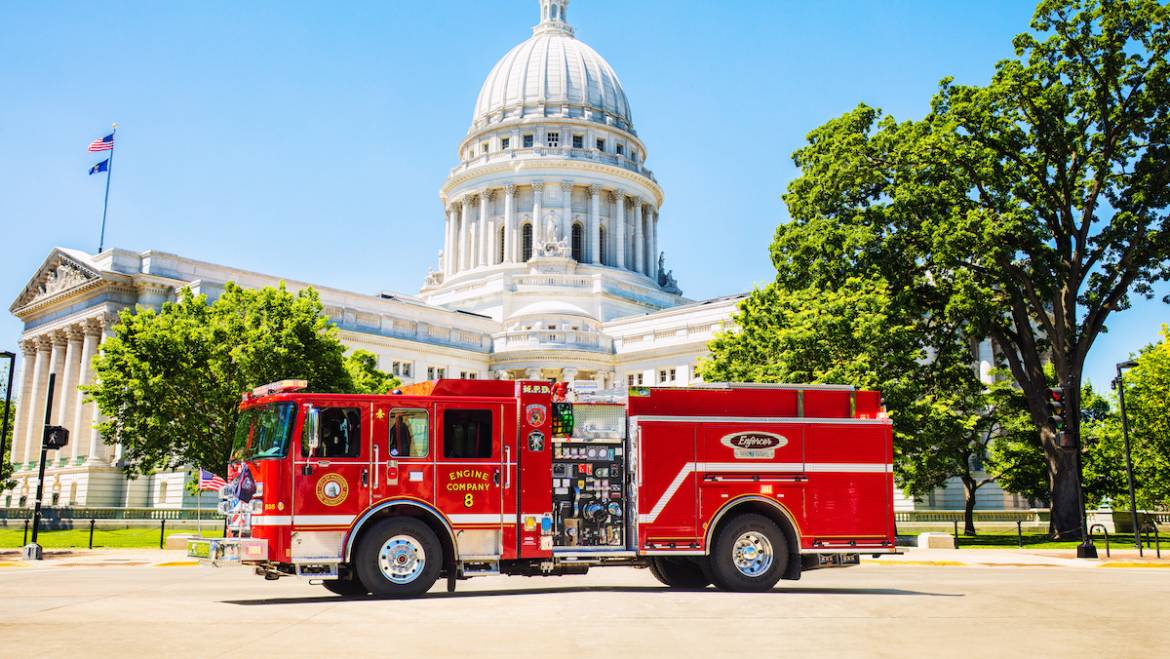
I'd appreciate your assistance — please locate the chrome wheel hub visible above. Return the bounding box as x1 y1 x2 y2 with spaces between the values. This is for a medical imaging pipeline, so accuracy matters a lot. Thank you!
732 531 774 577
378 534 426 584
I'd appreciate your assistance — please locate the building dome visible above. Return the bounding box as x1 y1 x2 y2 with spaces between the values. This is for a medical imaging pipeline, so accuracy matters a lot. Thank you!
472 0 633 131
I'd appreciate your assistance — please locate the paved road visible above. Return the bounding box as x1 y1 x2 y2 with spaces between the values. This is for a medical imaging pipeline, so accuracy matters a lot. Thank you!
1 557 1168 657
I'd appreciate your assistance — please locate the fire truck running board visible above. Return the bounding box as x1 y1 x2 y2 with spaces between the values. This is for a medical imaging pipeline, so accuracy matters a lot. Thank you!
460 560 500 576
552 549 638 560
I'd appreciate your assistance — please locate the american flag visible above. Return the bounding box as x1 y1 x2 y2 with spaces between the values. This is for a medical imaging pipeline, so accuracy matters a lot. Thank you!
199 469 227 492
87 133 114 152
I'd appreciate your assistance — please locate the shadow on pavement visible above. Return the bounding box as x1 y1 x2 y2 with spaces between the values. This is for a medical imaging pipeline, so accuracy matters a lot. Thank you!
221 584 959 605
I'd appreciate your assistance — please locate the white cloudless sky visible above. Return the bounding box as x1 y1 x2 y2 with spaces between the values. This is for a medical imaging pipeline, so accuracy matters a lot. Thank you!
1 0 1165 391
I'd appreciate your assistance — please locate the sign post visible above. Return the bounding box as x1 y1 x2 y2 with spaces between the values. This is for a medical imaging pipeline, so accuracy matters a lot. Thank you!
23 373 69 561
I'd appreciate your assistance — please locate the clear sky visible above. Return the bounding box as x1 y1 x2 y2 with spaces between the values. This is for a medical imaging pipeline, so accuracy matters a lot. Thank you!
1 0 1165 391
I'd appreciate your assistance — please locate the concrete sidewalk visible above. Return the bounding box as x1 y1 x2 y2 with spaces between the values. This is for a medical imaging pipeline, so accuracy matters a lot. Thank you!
865 546 1170 568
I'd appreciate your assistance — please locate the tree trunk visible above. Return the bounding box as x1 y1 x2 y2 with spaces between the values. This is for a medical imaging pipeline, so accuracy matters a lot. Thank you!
961 476 978 536
1048 442 1084 540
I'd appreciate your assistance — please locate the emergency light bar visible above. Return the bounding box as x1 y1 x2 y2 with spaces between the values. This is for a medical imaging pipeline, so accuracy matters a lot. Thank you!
250 379 309 397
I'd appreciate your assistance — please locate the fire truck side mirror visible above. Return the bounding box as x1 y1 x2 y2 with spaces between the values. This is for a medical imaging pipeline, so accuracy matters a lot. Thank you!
304 406 321 454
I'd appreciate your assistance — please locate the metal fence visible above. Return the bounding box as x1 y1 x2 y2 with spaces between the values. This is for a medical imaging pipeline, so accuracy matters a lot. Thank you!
0 506 221 522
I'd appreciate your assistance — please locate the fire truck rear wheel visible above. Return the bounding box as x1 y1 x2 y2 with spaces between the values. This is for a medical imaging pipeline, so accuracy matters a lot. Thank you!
355 517 442 598
709 513 787 592
648 557 710 588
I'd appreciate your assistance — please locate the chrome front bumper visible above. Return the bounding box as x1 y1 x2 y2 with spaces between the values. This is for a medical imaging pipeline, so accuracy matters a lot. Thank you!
188 538 269 567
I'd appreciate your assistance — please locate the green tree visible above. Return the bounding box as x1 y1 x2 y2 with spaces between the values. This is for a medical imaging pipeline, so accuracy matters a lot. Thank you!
713 0 1169 538
86 282 388 477
699 276 1031 535
345 349 400 394
1 400 15 490
1104 325 1170 508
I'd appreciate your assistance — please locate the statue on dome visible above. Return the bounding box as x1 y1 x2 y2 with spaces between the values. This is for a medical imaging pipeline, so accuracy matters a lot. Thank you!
657 252 681 294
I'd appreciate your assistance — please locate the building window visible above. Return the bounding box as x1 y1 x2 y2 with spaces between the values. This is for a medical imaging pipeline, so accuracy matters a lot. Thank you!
388 408 428 458
460 371 479 380
596 138 605 151
443 409 494 459
523 134 534 148
616 144 624 156
501 137 510 150
158 481 168 504
572 134 583 149
497 226 505 263
599 226 607 264
481 143 489 154
571 223 583 261
522 223 533 261
547 132 560 147
658 368 676 384
391 361 413 378
427 366 446 380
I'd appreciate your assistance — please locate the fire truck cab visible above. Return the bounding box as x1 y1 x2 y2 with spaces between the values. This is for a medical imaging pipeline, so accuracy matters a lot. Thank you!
190 378 896 597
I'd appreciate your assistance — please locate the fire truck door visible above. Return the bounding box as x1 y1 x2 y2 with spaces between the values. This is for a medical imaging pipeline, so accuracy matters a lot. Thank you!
435 403 509 559
371 404 434 506
292 402 371 538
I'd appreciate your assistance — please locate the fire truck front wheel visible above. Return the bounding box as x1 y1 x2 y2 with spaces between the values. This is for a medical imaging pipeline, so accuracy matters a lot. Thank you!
708 513 787 592
355 517 442 597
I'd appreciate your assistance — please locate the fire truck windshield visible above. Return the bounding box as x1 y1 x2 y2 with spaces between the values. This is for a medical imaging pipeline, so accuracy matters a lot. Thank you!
231 402 297 462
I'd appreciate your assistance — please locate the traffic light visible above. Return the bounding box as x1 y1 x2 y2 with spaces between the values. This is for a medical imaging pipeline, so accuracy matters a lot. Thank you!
1046 387 1073 447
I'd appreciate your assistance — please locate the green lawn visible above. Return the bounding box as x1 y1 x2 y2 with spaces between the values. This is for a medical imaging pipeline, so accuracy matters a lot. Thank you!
0 526 225 549
905 533 1160 550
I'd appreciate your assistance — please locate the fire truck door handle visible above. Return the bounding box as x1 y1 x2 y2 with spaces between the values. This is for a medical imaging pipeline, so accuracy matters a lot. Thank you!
504 446 511 489
372 445 379 489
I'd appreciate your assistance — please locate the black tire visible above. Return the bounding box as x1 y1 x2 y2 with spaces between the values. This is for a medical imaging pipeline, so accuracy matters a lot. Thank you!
322 576 367 597
708 513 787 592
354 517 442 598
647 557 711 588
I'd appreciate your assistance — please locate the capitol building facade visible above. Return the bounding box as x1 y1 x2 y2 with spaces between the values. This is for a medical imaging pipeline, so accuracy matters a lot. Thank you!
4 1 1029 513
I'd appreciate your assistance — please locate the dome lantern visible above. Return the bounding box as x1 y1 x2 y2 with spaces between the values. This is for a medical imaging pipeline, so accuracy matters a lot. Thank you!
536 0 573 37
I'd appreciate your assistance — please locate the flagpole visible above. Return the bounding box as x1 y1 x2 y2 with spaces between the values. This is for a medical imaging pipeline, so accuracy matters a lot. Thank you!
197 471 203 538
97 123 117 254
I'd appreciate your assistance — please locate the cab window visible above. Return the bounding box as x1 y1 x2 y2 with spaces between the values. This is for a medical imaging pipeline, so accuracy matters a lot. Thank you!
443 409 493 459
304 407 362 458
388 409 429 458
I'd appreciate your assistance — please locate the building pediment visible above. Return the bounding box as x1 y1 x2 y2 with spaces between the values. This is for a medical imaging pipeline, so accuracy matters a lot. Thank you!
10 249 104 314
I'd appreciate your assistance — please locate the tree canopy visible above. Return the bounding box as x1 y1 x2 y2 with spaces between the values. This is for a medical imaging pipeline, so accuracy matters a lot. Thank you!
87 282 396 477
703 0 1169 537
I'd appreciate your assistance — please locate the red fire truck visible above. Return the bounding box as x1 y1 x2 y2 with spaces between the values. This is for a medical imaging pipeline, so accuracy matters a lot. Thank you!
189 378 897 597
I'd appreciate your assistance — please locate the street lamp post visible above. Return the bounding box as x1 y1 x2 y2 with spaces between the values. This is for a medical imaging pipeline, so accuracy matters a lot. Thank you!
1113 360 1142 556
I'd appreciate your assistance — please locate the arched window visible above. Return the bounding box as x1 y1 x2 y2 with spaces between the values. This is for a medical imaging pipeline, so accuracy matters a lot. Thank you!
497 226 506 264
571 223 583 262
599 226 607 265
522 223 533 261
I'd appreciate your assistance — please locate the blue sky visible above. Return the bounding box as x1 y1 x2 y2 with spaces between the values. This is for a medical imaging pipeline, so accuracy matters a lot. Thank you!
1 0 1165 390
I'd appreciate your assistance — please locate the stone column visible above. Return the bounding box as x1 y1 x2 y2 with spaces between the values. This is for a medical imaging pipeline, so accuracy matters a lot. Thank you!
532 182 545 244
21 338 51 466
649 207 659 280
10 341 37 467
59 327 84 464
503 184 516 262
444 205 457 276
469 221 479 269
589 185 602 264
613 191 627 269
43 333 67 464
77 321 102 465
478 191 490 266
525 368 542 381
458 199 470 271
561 367 578 382
561 181 573 248
633 198 644 274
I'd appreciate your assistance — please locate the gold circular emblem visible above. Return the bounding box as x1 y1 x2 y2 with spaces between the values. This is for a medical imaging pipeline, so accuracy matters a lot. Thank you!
315 473 349 506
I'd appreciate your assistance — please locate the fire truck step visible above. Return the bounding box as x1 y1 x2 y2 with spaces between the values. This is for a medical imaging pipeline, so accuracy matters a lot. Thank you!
460 560 500 576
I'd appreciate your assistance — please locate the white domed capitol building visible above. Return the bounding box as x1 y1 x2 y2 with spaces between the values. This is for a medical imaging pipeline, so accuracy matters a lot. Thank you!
4 0 1026 513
